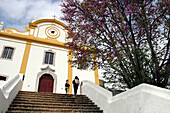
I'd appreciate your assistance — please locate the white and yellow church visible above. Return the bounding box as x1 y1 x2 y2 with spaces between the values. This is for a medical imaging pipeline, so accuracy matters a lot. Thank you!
0 19 99 94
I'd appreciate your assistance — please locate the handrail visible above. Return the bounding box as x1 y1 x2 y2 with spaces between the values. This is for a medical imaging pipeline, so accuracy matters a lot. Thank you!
1 74 20 97
81 80 170 113
0 74 23 113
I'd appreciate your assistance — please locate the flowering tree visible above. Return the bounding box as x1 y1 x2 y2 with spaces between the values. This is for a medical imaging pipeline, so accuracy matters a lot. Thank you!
61 0 170 88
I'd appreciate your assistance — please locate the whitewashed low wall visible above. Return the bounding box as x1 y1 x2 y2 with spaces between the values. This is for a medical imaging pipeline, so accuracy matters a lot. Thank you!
0 74 23 113
81 81 170 113
0 81 5 86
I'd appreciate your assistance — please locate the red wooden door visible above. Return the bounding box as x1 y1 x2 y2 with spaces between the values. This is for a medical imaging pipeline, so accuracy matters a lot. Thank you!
38 74 54 93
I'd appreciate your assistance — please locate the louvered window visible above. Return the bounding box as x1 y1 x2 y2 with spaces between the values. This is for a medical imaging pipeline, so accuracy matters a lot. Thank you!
1 47 14 59
44 52 54 65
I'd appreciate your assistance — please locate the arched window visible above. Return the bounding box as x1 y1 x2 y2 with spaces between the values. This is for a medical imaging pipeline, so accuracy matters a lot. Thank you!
1 47 14 59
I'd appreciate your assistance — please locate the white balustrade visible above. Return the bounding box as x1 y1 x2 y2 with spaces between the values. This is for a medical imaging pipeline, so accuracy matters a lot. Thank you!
81 80 170 113
0 74 23 113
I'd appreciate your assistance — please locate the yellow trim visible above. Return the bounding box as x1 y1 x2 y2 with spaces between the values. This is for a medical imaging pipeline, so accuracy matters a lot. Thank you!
0 19 70 50
30 19 69 38
0 38 67 52
0 38 27 44
68 51 73 94
20 41 31 90
31 19 68 28
38 23 65 31
45 26 60 39
33 28 36 37
25 26 30 32
95 68 99 85
20 41 31 74
29 22 37 29
3 28 13 33
3 28 30 33
36 24 66 42
0 32 66 49
94 54 99 85
31 43 67 52
65 31 67 43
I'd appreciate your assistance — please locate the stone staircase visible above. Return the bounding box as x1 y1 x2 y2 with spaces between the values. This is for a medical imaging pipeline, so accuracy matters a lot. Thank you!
6 91 103 113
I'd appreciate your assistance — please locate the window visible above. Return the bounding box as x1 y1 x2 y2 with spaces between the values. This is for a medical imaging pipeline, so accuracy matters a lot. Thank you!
0 76 6 81
44 52 54 65
1 47 14 59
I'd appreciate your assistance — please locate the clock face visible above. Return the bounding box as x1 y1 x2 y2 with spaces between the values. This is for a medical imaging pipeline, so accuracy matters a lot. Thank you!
45 26 60 39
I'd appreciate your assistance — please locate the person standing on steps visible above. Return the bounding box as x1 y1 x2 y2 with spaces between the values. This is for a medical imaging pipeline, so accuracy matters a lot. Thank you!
65 79 70 94
72 76 79 95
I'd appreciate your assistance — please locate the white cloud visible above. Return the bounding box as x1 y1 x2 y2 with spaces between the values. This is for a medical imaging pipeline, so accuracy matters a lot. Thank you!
25 0 63 20
0 0 64 30
0 0 28 19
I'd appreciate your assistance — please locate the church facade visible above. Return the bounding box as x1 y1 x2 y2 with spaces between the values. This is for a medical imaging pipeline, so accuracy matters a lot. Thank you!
0 19 99 94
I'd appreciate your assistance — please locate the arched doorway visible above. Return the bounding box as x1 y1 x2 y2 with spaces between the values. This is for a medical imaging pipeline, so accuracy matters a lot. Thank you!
38 74 54 93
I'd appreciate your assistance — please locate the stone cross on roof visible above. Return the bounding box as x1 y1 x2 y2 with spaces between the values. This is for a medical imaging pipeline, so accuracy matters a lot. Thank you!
52 15 56 19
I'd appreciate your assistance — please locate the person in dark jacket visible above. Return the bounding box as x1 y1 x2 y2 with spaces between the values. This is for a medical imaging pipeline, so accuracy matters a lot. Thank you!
65 79 70 94
72 76 79 95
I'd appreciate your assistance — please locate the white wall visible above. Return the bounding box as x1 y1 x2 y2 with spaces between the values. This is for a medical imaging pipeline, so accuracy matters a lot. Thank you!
72 68 95 94
0 37 97 94
22 43 68 93
81 81 170 113
22 43 97 94
0 37 25 78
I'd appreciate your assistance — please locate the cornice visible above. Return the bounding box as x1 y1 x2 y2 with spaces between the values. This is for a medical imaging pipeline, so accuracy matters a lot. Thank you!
29 19 68 29
0 32 67 49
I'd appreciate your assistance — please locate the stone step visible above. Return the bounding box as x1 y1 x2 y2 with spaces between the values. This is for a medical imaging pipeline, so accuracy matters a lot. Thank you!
16 95 88 101
12 102 95 107
8 105 100 110
17 93 86 97
15 96 91 101
18 91 86 97
18 92 85 97
17 92 89 99
9 105 99 110
8 107 103 112
7 91 103 113
12 100 95 105
15 95 91 101
11 102 98 107
7 110 103 113
13 98 93 104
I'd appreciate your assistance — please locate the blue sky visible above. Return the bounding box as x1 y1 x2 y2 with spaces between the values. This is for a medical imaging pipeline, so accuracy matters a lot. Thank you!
0 0 65 31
